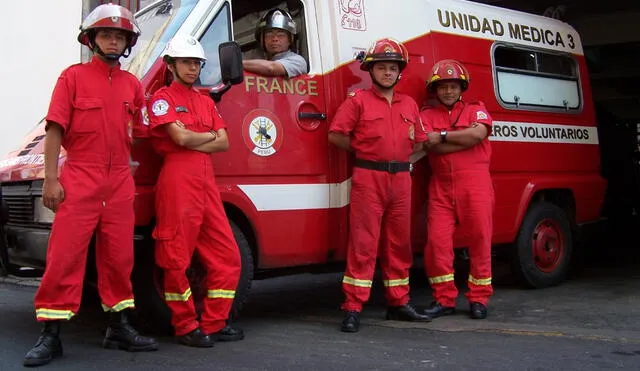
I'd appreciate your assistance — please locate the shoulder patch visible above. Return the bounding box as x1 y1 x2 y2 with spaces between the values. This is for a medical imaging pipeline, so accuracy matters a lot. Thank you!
151 99 169 116
347 89 363 98
476 111 488 120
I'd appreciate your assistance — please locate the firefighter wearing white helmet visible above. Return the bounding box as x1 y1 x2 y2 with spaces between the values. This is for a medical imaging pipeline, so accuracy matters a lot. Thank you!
147 35 244 347
23 4 158 367
242 8 308 78
78 3 141 60
162 35 207 86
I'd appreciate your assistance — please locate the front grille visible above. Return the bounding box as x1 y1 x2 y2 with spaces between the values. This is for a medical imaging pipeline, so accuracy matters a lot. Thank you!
4 194 34 226
1 183 41 228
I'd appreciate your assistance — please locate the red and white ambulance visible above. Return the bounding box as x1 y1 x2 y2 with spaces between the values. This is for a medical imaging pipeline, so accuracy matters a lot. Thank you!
0 0 606 325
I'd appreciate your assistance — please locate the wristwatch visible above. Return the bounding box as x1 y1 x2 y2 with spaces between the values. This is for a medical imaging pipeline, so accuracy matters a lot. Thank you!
440 130 448 143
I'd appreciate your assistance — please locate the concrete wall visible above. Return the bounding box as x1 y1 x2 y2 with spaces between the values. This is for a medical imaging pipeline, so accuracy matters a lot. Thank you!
0 0 82 157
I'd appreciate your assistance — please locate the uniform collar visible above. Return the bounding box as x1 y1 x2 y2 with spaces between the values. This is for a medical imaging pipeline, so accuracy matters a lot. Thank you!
369 87 402 103
89 56 120 75
437 98 464 112
169 80 199 94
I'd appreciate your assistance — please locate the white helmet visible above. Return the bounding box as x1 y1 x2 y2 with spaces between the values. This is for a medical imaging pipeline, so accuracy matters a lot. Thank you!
162 35 207 61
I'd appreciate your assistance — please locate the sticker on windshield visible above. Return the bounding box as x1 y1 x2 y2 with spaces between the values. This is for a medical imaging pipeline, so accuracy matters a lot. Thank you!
151 99 169 116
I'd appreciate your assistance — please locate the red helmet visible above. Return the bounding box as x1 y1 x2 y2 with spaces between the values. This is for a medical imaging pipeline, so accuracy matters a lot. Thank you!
360 38 409 71
427 59 470 92
77 4 141 48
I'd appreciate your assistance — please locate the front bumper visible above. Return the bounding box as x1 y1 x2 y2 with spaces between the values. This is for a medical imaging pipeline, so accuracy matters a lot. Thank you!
5 225 50 269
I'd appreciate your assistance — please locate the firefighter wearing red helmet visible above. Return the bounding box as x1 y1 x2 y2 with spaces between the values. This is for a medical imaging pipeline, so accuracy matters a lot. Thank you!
419 59 494 320
23 4 158 367
147 35 243 347
329 38 432 333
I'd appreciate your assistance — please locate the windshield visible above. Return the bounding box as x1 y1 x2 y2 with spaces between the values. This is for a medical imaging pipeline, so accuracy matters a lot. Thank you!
123 0 199 78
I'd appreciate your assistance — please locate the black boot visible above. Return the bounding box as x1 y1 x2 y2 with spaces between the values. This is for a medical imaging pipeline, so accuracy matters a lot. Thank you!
422 301 456 318
469 302 488 319
23 321 63 367
176 328 215 348
210 325 244 342
386 304 432 322
341 311 360 333
102 310 159 352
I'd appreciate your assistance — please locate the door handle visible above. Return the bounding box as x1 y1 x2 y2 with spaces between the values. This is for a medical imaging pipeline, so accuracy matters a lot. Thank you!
298 112 326 120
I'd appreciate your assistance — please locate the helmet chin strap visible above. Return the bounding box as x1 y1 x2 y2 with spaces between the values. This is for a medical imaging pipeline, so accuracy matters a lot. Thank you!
170 64 195 87
437 95 462 110
89 33 132 61
370 70 400 90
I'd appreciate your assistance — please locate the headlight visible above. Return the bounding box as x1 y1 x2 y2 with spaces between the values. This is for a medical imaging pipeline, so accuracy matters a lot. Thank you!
34 197 55 224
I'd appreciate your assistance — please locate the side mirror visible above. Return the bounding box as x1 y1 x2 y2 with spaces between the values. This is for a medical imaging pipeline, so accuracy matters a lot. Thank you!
219 41 244 85
210 41 244 102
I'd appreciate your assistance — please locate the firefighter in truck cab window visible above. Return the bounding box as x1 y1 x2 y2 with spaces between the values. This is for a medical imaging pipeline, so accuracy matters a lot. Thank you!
242 8 308 78
419 59 494 320
22 4 159 367
329 38 432 333
147 35 243 348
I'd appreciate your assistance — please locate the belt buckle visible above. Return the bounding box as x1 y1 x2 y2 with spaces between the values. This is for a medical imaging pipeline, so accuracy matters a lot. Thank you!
388 160 398 174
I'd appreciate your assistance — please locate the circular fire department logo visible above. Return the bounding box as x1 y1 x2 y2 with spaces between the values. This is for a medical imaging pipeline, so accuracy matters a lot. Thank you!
242 109 283 157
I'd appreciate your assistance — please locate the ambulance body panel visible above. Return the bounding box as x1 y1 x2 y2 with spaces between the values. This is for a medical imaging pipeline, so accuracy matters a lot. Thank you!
1 0 604 293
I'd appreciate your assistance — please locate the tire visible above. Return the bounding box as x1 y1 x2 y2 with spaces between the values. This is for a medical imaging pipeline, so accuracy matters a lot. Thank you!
511 201 573 288
132 221 254 335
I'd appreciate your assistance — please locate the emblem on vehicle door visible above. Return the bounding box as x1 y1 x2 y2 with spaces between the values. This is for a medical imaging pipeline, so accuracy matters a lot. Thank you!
242 109 283 157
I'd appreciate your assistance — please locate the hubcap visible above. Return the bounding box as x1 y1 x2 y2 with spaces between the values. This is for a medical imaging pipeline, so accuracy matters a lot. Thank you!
531 219 564 273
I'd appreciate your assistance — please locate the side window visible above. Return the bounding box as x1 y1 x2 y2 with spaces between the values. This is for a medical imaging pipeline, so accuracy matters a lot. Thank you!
494 45 581 112
231 1 309 69
198 2 232 86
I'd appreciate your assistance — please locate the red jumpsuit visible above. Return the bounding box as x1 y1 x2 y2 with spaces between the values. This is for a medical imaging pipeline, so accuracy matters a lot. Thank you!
330 88 426 312
35 57 146 320
148 81 240 336
420 100 494 307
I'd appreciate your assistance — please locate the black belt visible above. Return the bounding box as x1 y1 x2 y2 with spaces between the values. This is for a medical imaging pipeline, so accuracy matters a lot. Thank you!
354 158 412 173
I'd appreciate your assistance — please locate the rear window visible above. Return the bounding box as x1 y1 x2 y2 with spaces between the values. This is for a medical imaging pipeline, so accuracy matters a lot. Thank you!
493 45 581 112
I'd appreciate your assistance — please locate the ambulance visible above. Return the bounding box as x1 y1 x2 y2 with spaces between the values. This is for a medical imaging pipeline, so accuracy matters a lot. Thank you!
0 0 606 327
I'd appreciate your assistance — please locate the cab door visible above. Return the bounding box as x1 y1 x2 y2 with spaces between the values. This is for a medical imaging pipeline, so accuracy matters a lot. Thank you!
193 0 332 267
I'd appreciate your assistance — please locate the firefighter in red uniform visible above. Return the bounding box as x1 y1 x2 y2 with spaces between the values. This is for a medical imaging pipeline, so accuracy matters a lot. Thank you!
419 59 494 320
329 38 432 333
23 4 159 367
148 35 243 348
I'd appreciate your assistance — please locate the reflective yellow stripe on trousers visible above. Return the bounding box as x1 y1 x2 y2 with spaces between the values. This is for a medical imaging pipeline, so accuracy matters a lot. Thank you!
207 289 235 299
468 275 492 286
35 308 75 320
383 277 409 287
165 288 192 302
101 298 135 312
342 276 373 288
428 273 455 285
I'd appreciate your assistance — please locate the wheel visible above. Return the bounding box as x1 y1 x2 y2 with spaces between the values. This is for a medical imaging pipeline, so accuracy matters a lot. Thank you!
132 221 254 335
511 201 573 288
